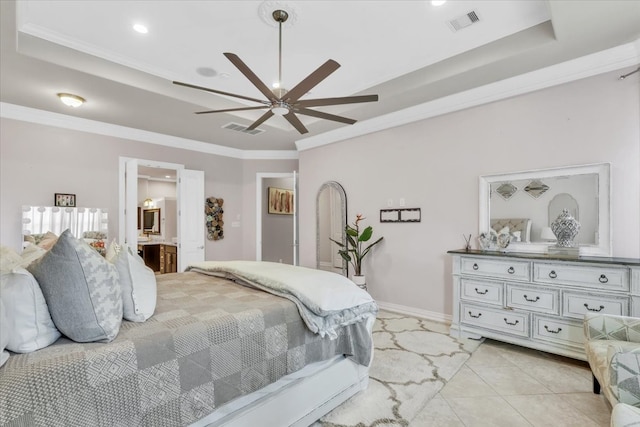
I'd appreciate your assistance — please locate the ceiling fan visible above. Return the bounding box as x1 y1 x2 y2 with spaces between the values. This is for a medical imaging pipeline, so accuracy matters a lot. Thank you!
173 9 378 135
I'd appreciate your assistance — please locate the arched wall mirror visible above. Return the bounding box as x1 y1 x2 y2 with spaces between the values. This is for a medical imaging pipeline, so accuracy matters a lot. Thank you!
479 163 611 256
316 181 347 276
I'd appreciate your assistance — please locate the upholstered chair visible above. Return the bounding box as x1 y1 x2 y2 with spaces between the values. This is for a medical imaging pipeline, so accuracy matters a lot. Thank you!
584 313 640 408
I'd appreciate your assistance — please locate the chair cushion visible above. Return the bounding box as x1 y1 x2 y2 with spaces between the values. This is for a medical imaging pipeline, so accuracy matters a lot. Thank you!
586 340 640 407
609 345 640 406
611 403 640 427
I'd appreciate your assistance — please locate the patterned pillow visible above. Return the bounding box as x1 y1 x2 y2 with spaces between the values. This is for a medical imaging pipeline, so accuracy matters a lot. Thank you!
106 241 156 322
27 230 122 343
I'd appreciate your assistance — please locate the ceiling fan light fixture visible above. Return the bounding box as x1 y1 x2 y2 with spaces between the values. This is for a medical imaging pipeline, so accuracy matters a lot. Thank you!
271 105 289 116
57 93 85 108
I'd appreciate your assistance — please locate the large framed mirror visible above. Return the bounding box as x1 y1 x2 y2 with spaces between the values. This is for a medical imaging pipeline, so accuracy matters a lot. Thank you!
479 163 611 256
316 181 347 276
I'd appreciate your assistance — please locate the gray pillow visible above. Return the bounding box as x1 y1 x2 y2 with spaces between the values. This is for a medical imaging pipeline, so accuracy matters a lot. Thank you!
28 229 122 342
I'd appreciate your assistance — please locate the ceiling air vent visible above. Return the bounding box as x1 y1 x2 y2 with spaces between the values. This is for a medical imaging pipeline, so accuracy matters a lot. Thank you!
222 122 265 135
448 11 480 32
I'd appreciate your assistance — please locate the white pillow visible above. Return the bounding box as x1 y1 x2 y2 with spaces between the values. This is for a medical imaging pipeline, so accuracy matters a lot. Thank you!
20 244 47 268
0 298 9 367
106 241 156 322
0 268 61 353
0 245 22 273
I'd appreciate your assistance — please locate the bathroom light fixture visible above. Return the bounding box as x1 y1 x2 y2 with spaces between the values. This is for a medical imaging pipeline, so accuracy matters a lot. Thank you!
57 93 85 108
143 198 153 208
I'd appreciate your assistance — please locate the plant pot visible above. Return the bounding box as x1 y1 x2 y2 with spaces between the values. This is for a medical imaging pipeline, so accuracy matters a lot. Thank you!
352 275 366 290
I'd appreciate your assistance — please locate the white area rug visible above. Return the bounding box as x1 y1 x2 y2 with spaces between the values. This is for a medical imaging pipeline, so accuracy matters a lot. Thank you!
314 310 482 426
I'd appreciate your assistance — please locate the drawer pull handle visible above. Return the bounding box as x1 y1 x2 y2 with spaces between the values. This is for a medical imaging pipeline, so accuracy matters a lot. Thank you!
523 295 540 303
472 263 479 270
599 274 609 283
503 318 519 326
507 267 515 274
474 288 488 295
584 303 605 312
468 311 482 319
544 325 562 334
548 270 557 279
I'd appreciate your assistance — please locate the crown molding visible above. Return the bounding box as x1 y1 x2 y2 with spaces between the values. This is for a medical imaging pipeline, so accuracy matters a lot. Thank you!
0 103 299 160
295 40 640 152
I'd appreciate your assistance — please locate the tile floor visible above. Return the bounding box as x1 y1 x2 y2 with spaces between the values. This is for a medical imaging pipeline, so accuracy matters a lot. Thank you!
413 338 612 426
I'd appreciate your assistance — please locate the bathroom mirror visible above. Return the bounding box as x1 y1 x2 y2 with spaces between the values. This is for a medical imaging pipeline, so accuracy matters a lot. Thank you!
143 208 161 235
22 206 108 242
316 181 347 276
479 163 611 256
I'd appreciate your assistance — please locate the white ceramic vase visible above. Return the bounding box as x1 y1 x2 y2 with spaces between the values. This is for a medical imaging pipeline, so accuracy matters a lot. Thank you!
352 275 366 289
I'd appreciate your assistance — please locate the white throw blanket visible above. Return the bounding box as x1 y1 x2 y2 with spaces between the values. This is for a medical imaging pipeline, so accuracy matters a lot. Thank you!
186 261 378 339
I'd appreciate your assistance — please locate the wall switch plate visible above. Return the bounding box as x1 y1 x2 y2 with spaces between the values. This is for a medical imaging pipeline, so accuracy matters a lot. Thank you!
231 221 240 227
399 198 406 207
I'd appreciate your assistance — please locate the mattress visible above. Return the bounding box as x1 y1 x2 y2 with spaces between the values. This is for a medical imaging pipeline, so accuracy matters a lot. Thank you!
0 271 372 426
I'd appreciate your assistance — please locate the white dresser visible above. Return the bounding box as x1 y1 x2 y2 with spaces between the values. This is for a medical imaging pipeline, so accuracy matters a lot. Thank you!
448 250 640 360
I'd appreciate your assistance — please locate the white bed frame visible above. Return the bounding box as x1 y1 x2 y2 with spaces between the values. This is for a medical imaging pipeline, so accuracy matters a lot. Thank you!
190 356 369 427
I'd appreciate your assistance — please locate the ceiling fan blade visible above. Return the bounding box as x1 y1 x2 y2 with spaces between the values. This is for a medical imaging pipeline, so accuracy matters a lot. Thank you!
246 110 275 131
282 59 340 103
296 94 379 108
294 108 356 125
224 53 277 101
284 112 309 134
173 80 267 104
195 106 268 115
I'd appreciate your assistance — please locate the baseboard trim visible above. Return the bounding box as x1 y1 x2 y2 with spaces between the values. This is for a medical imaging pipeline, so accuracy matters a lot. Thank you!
376 301 452 325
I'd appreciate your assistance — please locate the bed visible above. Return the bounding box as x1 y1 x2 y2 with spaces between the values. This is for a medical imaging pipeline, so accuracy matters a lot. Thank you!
0 259 376 426
490 218 532 243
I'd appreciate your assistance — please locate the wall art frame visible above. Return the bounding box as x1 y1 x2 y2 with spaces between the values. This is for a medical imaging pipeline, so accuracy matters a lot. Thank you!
54 193 76 207
268 187 294 215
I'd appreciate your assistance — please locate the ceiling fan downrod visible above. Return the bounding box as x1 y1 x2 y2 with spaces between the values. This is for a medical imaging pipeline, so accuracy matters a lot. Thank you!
273 10 288 95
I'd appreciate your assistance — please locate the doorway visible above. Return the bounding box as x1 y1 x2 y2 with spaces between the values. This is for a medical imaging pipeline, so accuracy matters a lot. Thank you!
256 172 298 265
118 157 205 272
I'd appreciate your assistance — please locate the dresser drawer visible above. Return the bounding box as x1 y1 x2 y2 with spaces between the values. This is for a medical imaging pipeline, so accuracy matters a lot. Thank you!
461 257 530 281
461 303 529 337
562 291 629 319
506 284 559 315
461 278 503 306
532 315 584 348
533 262 629 291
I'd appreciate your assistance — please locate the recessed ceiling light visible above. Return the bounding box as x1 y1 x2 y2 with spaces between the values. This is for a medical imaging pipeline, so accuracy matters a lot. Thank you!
133 23 148 34
57 93 85 108
431 0 447 6
165 175 171 179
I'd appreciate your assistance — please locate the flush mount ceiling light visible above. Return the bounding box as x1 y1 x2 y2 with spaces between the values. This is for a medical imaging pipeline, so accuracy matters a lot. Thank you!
133 23 148 34
57 93 85 108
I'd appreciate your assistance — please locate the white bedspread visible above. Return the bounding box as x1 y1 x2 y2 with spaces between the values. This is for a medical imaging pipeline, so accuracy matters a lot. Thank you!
186 261 378 339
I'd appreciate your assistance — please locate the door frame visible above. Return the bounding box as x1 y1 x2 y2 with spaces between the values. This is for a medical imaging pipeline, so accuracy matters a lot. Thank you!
255 172 298 264
118 157 184 245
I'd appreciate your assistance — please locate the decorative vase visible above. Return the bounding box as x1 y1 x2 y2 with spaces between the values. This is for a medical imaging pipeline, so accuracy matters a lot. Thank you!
551 209 581 248
352 275 367 290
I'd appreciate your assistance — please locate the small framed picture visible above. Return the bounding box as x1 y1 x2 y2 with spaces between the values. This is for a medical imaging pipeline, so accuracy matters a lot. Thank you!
54 193 76 207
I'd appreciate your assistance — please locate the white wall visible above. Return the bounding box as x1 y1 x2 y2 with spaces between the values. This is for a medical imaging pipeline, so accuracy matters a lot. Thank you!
298 68 640 319
0 118 298 263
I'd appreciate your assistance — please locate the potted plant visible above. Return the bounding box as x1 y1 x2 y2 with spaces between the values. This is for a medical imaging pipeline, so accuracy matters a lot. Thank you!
330 214 383 287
